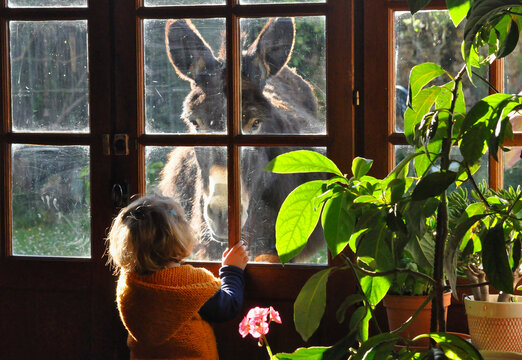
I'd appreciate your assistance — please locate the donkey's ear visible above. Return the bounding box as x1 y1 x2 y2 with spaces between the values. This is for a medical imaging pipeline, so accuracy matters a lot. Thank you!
244 18 295 85
165 19 220 86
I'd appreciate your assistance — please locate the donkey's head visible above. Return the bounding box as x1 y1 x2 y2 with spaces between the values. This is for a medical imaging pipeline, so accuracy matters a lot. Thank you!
165 18 302 245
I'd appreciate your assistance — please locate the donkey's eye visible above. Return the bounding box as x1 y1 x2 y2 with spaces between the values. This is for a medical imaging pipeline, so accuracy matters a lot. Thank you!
190 119 200 129
251 119 262 131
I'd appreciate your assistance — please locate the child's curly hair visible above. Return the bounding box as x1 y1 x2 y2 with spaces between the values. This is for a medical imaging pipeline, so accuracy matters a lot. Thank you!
106 195 195 275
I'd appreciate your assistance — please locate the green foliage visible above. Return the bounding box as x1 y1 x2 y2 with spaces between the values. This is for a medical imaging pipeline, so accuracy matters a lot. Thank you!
293 268 333 341
463 0 522 78
265 150 342 176
481 223 515 293
414 333 484 359
447 0 472 26
275 346 330 360
275 180 325 264
267 1 522 358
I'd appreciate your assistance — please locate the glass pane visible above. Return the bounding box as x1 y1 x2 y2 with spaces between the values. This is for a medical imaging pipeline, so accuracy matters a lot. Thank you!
241 147 327 264
144 18 226 134
504 33 522 96
240 17 326 135
10 21 89 133
12 145 90 257
393 11 489 132
504 146 521 189
145 146 227 262
504 34 522 132
8 0 86 7
144 0 224 5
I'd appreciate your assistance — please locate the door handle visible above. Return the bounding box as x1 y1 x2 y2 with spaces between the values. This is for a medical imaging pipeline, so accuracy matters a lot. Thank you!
111 182 129 208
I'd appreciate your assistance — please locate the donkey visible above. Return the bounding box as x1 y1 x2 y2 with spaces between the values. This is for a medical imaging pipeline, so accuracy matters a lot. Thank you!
159 18 324 262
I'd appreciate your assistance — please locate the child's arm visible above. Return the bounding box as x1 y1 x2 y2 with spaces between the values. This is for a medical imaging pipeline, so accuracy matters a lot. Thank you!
199 242 248 323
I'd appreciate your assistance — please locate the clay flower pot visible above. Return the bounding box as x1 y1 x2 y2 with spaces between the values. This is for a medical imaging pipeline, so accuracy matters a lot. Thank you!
383 292 452 347
464 295 522 353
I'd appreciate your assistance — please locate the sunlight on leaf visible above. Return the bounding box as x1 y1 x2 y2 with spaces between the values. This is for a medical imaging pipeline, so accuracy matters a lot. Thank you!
275 346 329 360
447 0 471 26
276 180 325 264
265 150 343 176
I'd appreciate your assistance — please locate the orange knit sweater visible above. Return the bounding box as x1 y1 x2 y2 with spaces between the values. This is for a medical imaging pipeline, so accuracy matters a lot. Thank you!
116 265 222 359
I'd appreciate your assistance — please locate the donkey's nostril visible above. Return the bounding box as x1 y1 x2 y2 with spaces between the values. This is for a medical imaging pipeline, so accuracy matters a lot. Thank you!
207 201 227 222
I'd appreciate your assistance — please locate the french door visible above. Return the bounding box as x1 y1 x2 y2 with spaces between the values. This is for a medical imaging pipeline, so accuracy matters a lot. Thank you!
0 0 355 358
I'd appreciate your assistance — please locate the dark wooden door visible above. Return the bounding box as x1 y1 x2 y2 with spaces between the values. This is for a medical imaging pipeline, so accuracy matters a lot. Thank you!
0 0 356 358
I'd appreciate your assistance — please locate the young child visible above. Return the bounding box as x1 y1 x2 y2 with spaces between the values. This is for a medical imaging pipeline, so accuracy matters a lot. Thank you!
107 195 248 359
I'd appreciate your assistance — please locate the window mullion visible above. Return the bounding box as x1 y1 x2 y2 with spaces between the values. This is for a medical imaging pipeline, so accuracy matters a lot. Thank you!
227 13 241 248
489 60 504 189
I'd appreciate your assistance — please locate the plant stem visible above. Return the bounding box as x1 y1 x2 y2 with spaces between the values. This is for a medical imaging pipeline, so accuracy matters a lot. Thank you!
341 254 383 334
262 334 275 360
431 64 467 333
471 70 500 94
464 164 491 208
340 254 435 284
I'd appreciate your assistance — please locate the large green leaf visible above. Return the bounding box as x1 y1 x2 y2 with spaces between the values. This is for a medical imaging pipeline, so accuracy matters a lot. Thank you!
414 140 441 178
488 102 521 160
414 332 484 360
385 178 406 204
360 275 392 307
497 18 520 58
445 211 489 295
512 236 521 273
408 0 433 14
481 223 514 294
352 157 374 179
447 0 472 26
405 232 435 270
409 63 448 100
265 150 343 176
357 221 395 271
322 192 356 257
460 94 520 165
405 87 444 144
275 347 330 360
432 81 466 141
412 170 458 201
463 0 522 66
346 306 372 343
276 180 325 264
294 268 333 341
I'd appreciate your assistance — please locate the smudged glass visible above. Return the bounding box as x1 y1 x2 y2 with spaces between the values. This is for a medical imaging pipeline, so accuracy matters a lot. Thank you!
10 21 89 133
12 145 90 257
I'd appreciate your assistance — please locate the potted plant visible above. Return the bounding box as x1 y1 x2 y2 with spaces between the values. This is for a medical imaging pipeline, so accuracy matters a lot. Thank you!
262 0 521 359
447 185 522 354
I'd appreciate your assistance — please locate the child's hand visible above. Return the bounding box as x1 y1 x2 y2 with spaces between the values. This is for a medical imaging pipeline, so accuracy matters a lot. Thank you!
222 242 249 270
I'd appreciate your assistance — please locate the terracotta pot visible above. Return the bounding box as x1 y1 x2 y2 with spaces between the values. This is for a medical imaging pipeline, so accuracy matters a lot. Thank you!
464 295 522 353
383 292 452 347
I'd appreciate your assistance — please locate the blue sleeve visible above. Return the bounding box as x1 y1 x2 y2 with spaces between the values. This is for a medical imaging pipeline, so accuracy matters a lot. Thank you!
199 265 245 323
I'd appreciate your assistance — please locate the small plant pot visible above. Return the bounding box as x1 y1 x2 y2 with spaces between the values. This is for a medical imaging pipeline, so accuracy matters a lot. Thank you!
383 292 452 347
464 295 522 353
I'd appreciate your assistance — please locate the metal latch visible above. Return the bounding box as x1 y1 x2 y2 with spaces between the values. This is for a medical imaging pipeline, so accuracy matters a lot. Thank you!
102 134 130 156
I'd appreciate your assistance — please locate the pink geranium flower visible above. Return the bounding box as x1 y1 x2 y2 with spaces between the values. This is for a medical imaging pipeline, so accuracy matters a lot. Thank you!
239 306 282 339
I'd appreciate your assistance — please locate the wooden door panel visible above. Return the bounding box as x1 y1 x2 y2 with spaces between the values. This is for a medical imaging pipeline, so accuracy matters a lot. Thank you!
0 289 90 358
